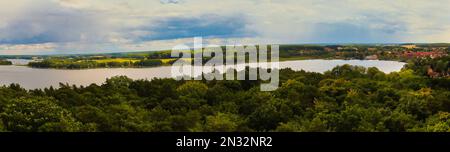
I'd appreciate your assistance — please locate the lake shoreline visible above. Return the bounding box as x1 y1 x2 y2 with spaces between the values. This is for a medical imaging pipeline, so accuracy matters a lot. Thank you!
7 58 406 70
0 59 406 89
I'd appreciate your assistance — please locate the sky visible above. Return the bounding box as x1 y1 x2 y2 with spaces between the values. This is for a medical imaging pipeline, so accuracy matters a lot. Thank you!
0 0 449 55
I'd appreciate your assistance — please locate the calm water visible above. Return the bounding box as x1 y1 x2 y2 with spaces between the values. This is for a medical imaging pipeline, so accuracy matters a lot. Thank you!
0 59 406 89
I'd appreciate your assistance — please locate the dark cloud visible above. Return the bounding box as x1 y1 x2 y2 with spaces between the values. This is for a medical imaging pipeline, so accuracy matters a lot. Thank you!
0 1 106 45
307 22 405 43
131 15 255 41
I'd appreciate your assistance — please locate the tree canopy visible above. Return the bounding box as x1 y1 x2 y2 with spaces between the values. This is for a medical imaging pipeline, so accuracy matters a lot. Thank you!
0 56 449 132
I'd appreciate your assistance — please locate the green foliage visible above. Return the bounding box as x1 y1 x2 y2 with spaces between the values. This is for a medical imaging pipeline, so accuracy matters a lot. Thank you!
102 103 153 132
0 59 12 65
0 121 6 132
0 97 81 132
29 58 164 69
405 56 450 77
204 113 243 132
133 59 163 67
177 81 208 99
412 112 450 132
0 57 449 132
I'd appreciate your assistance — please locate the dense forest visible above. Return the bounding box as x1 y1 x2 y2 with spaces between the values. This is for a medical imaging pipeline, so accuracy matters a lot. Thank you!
28 58 166 69
0 56 448 132
0 59 12 65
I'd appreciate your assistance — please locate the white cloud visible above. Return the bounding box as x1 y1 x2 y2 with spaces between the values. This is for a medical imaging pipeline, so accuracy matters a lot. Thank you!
0 0 449 55
0 43 57 55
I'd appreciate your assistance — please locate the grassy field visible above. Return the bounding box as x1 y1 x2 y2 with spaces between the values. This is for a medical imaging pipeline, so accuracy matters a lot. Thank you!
161 58 193 64
161 58 176 64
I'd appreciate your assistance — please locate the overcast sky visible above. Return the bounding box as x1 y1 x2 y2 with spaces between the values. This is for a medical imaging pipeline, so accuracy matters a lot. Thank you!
0 0 449 55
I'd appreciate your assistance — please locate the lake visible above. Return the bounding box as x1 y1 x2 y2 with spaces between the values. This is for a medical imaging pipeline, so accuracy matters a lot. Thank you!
0 59 406 89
